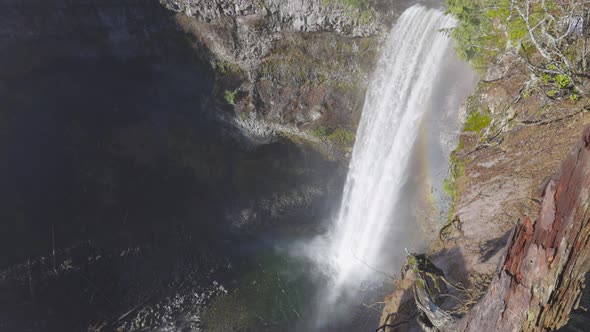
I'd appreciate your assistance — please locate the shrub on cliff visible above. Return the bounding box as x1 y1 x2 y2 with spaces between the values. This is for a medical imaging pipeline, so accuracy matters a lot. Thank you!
224 89 238 105
327 127 356 151
446 0 589 95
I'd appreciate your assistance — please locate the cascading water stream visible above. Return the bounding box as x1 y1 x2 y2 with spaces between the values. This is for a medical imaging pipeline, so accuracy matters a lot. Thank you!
327 5 459 293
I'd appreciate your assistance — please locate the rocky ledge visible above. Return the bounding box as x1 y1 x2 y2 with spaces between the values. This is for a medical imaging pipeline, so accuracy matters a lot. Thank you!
160 0 406 155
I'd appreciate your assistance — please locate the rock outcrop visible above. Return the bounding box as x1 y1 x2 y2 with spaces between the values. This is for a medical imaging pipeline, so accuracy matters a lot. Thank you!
446 125 590 331
159 0 402 148
160 0 390 38
380 126 590 332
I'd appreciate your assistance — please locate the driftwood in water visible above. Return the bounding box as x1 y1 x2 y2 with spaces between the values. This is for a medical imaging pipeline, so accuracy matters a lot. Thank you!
402 126 590 332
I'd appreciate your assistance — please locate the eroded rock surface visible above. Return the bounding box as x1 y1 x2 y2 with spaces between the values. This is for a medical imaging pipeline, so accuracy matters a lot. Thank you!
380 125 590 332
445 125 590 331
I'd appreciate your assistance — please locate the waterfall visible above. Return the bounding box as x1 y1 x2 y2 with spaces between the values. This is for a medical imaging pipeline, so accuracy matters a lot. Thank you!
328 5 459 291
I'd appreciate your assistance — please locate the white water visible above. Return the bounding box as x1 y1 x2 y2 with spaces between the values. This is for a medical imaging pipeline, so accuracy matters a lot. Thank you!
328 5 459 291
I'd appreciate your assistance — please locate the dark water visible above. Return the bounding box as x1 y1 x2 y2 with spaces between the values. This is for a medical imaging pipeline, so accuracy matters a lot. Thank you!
0 54 344 330
0 1 354 331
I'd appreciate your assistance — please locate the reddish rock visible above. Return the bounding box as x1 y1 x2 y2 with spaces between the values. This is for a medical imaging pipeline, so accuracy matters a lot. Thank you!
444 125 590 331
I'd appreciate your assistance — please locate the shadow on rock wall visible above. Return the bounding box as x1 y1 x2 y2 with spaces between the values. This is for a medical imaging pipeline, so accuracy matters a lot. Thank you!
0 1 343 330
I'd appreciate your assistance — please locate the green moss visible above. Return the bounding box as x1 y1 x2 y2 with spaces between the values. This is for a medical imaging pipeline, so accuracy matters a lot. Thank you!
456 136 464 151
541 74 552 85
214 61 243 76
416 278 426 289
358 10 375 25
555 74 571 89
327 127 356 150
443 146 466 222
442 178 455 197
407 255 417 267
322 0 369 9
310 126 329 138
463 111 491 133
224 89 238 105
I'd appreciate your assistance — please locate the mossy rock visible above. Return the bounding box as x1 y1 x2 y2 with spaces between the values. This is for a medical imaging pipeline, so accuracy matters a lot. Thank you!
463 111 491 134
327 127 356 151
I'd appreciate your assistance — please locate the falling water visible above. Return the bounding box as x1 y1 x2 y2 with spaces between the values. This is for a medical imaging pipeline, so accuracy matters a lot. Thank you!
328 5 460 292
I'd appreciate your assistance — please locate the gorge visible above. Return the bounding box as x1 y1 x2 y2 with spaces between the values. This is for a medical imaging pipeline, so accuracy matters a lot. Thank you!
0 0 589 332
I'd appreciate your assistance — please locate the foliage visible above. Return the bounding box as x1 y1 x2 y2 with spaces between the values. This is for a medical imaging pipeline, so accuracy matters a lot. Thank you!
443 153 465 222
310 126 329 138
443 178 456 197
463 111 491 133
555 74 571 89
322 0 369 10
223 89 238 105
540 70 577 99
321 0 376 26
214 61 243 76
358 9 376 25
446 0 589 92
306 126 356 150
327 127 356 150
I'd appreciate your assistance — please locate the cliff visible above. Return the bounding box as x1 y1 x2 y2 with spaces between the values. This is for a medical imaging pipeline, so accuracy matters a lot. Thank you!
0 1 394 330
156 0 405 152
379 49 590 332
411 125 590 331
380 121 590 332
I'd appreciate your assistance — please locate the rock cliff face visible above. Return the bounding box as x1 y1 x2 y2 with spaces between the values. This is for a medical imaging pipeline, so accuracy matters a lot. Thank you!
0 0 384 243
157 0 402 148
160 0 389 37
417 126 590 331
449 126 590 330
379 60 590 331
0 1 387 330
1 0 396 148
379 124 590 332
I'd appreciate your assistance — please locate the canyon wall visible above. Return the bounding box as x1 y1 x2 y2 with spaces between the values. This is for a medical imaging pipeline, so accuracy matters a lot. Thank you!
0 1 395 330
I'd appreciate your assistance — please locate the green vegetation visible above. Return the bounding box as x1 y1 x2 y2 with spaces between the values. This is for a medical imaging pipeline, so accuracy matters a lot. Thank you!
446 0 587 94
555 74 571 89
223 89 238 105
310 126 329 138
214 61 243 76
320 0 375 26
322 0 369 10
307 126 356 152
443 153 465 218
540 70 577 99
463 111 491 134
358 9 376 25
327 127 356 150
